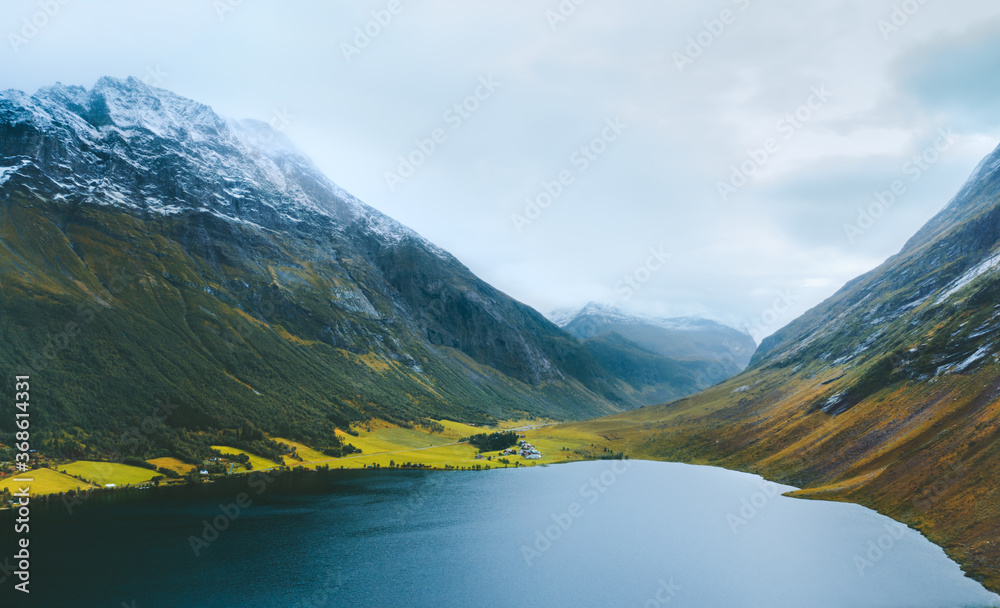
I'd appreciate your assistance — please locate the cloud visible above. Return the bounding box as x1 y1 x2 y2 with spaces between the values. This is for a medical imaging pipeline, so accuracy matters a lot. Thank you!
894 20 1000 133
1 0 999 337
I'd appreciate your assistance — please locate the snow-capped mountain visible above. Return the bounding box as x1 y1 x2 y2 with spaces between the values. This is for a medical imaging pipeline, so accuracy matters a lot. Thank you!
555 302 756 367
552 302 757 404
0 76 436 248
0 77 680 452
549 302 736 332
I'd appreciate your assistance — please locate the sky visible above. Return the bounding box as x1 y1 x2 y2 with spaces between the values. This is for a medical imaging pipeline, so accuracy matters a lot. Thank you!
3 0 1000 340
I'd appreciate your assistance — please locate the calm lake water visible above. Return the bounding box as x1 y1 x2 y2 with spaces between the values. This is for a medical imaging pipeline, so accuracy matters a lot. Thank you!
3 460 998 607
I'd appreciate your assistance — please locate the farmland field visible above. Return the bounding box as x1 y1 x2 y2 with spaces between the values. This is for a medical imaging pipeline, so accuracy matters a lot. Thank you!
211 446 282 472
60 461 161 486
0 468 98 495
147 457 197 475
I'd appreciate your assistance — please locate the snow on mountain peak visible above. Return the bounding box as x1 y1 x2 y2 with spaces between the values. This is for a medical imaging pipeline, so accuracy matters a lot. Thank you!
0 77 441 256
550 301 746 335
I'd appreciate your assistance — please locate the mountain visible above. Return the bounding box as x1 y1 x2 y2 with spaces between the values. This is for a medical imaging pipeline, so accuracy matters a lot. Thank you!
554 303 757 404
563 142 1000 592
0 77 648 460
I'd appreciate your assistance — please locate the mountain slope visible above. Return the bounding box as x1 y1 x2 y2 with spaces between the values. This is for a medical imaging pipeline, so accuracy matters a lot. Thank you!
562 142 1000 592
556 303 757 404
0 77 641 460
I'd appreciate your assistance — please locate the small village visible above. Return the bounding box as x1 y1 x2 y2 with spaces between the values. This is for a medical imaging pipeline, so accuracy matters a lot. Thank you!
511 439 542 460
1 422 581 508
476 437 543 461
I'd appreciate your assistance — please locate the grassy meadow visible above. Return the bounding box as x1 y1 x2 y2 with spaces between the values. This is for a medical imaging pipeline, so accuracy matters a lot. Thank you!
210 446 283 472
2 418 621 503
147 457 197 475
59 461 162 486
0 467 99 496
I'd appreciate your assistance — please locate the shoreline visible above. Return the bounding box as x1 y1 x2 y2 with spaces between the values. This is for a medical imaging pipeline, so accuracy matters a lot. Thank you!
5 415 997 596
4 452 996 598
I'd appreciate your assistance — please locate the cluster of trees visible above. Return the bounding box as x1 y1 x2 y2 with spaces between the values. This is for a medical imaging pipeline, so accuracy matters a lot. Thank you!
467 431 518 453
185 468 204 484
417 419 445 434
24 422 295 470
320 443 361 458
122 457 158 470
209 450 251 468
441 463 501 471
388 461 432 469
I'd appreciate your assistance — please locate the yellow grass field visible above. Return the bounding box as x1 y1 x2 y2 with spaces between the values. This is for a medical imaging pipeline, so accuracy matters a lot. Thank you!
253 419 584 471
271 437 330 466
60 461 161 486
0 468 98 496
517 425 603 460
147 457 197 475
436 419 489 437
282 419 586 470
211 446 282 472
4 419 604 500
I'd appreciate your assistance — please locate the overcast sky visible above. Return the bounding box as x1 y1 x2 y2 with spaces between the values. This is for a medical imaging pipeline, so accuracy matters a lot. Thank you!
4 0 1000 340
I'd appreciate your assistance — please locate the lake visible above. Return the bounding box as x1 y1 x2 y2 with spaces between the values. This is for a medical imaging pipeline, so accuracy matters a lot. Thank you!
3 460 998 607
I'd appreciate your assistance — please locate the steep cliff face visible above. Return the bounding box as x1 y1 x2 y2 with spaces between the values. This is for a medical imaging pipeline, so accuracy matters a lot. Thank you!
568 142 1000 591
0 77 643 457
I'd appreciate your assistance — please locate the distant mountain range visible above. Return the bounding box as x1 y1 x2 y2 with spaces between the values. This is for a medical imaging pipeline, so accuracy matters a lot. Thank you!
574 140 1000 592
0 78 745 459
553 303 757 404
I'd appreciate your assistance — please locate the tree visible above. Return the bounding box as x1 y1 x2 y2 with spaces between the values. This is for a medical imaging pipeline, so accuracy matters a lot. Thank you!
467 431 518 453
